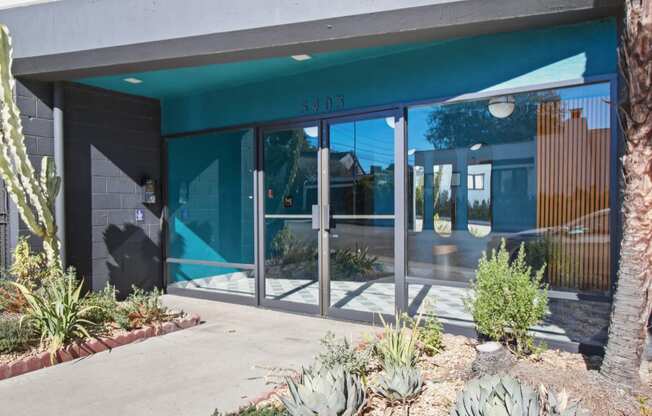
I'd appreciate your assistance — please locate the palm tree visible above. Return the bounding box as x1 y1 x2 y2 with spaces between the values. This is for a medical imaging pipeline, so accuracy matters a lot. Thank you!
601 0 652 389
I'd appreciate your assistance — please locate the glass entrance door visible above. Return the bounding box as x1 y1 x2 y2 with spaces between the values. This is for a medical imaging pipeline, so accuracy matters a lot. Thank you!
261 123 321 313
325 114 396 319
260 112 397 319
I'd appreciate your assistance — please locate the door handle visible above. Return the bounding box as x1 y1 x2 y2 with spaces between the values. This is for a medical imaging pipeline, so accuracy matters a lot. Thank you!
322 204 330 231
311 205 331 230
311 204 320 230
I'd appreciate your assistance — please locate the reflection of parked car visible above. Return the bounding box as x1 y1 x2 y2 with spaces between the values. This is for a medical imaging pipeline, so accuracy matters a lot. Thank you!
488 209 611 291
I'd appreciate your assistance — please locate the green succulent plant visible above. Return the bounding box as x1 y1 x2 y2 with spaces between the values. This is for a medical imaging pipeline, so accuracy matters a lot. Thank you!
538 384 583 416
279 366 366 416
450 374 586 416
450 374 540 416
372 365 423 403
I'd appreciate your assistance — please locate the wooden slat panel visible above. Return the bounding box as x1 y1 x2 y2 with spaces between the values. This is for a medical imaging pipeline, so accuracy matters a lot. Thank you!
535 96 611 291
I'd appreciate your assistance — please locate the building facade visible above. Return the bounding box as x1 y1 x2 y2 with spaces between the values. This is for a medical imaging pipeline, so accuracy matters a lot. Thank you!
0 0 623 352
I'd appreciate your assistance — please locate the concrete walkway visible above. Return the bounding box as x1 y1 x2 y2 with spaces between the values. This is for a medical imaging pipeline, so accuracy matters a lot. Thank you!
0 295 371 416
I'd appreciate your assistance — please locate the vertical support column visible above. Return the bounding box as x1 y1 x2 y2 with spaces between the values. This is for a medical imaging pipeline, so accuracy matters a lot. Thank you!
319 120 331 316
53 82 66 267
255 128 264 306
394 109 407 316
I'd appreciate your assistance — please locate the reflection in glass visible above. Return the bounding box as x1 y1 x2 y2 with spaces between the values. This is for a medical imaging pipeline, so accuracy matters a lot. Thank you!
407 83 612 293
167 129 255 296
264 126 319 304
328 117 395 315
467 163 491 238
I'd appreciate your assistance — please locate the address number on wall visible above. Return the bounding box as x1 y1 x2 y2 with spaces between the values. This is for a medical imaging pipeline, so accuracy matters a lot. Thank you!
301 95 344 114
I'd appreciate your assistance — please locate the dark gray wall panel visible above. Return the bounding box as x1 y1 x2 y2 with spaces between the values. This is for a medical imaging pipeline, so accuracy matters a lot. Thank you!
64 83 162 296
15 79 55 252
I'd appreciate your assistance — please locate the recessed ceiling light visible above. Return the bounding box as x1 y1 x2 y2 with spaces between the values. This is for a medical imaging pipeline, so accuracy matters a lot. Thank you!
291 54 312 61
123 77 143 84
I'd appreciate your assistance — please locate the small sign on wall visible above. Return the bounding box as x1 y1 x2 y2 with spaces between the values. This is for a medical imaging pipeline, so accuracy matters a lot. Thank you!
135 208 144 222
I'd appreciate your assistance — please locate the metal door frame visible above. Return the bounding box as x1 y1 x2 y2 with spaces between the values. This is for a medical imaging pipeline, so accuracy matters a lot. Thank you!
257 109 404 323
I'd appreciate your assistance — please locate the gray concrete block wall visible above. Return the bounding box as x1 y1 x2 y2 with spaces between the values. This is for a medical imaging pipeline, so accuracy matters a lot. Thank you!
64 82 162 296
15 79 55 252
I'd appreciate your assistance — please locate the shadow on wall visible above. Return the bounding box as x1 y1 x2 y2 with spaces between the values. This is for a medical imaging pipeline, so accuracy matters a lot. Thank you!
104 223 161 300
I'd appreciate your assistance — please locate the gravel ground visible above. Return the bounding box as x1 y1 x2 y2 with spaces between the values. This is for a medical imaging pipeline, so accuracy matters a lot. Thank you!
260 334 649 416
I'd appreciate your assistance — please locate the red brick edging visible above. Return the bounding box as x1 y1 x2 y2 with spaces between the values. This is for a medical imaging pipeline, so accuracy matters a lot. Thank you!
0 313 201 381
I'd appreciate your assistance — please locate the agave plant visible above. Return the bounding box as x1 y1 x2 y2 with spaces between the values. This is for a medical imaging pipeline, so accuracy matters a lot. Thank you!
279 366 366 416
539 384 583 416
450 374 586 416
449 374 540 416
372 365 423 403
12 270 97 362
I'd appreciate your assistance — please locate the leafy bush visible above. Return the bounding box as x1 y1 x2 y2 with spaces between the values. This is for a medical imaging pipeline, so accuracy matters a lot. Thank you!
117 286 171 329
332 244 379 278
316 331 370 376
374 315 420 369
279 366 366 416
0 280 28 313
464 239 547 355
9 237 50 288
270 225 318 267
0 315 35 353
371 365 423 403
81 283 120 328
13 269 96 359
403 310 444 356
212 404 288 416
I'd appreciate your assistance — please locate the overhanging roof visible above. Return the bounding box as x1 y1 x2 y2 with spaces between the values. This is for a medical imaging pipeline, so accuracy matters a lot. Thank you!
0 0 622 80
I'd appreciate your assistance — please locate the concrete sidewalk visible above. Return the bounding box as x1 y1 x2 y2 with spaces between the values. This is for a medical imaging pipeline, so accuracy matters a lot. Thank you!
0 295 372 416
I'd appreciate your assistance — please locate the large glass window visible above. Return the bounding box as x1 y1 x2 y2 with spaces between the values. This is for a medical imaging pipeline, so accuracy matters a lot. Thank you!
406 83 613 344
167 129 255 297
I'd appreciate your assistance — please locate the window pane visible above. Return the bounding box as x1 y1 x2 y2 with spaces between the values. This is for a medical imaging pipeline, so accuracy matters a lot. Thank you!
406 82 613 346
167 129 255 296
407 83 612 291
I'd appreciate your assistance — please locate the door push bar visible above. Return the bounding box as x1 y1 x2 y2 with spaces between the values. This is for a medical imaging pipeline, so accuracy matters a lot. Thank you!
311 204 330 231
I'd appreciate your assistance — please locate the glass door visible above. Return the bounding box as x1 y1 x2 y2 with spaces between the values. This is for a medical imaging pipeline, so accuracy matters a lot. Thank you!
325 113 397 320
260 123 321 313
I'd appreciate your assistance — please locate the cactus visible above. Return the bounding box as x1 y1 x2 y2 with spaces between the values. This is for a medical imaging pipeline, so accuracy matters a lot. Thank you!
279 366 366 416
450 374 588 416
372 365 423 403
0 25 62 272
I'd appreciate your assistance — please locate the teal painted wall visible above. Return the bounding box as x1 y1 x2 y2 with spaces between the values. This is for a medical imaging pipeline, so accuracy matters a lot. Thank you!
162 19 616 135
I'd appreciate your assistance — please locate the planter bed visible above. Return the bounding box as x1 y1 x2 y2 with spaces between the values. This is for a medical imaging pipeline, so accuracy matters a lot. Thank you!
0 312 200 381
246 334 648 416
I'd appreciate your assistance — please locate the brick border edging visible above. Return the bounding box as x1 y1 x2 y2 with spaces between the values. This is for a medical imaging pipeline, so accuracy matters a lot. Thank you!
0 313 201 381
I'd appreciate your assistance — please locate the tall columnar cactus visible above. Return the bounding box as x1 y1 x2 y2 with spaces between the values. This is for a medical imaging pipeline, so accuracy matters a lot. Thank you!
0 25 62 272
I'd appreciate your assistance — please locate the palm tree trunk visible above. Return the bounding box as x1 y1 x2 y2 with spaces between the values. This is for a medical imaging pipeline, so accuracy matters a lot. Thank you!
601 0 652 389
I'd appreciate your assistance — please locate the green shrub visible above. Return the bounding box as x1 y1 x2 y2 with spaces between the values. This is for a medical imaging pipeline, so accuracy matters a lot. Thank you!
332 244 379 278
9 237 50 288
316 331 370 376
117 286 171 329
404 311 444 356
270 225 318 267
0 315 35 353
81 283 120 328
374 315 420 369
464 239 547 355
212 404 288 416
13 269 96 360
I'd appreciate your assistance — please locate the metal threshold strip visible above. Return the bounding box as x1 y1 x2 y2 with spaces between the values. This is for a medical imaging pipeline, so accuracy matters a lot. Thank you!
166 257 256 270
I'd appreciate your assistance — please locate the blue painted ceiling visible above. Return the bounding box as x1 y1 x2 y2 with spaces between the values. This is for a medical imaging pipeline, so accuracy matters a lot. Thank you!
79 42 435 99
